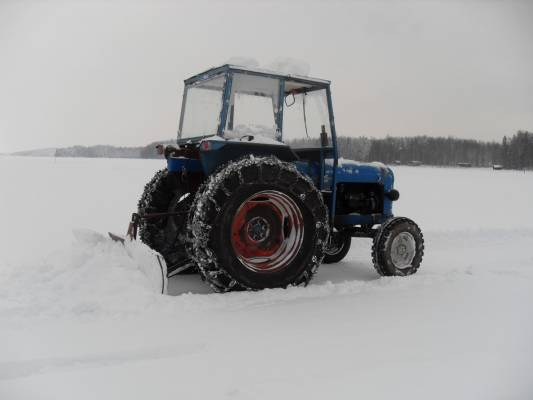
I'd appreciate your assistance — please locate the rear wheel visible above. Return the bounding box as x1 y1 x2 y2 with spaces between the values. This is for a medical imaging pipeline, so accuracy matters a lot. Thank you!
323 231 352 264
188 156 329 292
138 168 195 276
372 217 424 276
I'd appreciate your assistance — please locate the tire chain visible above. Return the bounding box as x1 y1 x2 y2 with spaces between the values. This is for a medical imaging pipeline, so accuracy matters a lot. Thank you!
137 168 193 271
186 155 330 292
137 168 168 247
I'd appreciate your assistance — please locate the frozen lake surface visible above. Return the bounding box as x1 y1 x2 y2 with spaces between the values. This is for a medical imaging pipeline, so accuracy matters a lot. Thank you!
1 156 532 399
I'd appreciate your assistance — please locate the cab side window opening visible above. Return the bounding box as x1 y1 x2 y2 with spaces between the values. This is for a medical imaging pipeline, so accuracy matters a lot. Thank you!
283 88 330 148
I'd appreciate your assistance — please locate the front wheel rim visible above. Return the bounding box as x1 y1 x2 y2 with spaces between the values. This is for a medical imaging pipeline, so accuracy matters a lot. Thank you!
231 190 305 273
390 232 416 269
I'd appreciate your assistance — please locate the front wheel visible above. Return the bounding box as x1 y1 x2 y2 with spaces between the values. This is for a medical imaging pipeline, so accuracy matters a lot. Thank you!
323 231 352 264
372 217 424 276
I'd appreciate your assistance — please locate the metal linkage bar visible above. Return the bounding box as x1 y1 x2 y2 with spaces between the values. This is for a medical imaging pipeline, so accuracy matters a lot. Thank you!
126 211 188 240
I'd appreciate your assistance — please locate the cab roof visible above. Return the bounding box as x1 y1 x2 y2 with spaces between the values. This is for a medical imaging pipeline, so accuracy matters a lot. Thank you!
184 64 331 89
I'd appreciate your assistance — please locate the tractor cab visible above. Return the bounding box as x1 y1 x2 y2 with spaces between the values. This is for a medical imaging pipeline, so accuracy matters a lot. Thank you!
178 65 335 144
176 64 338 185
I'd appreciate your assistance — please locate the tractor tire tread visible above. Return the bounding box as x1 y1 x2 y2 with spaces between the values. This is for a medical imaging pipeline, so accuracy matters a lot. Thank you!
187 155 329 292
371 217 424 276
138 168 195 275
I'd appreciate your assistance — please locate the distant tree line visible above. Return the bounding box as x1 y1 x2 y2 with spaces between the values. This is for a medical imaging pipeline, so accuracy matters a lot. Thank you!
50 131 533 170
139 140 176 158
363 136 501 167
53 140 175 159
292 131 532 169
55 145 140 158
501 131 533 170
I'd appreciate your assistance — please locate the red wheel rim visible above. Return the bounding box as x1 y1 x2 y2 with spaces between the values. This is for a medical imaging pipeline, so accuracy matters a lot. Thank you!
230 190 305 273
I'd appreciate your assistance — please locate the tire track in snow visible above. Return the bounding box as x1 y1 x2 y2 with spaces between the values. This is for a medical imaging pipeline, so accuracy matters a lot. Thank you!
0 343 205 381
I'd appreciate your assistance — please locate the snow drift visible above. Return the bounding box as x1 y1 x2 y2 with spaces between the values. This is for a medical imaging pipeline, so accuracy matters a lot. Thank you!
0 229 166 320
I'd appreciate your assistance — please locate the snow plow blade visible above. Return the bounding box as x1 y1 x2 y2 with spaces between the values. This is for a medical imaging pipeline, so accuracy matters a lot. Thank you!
115 211 195 278
108 231 168 295
108 232 127 244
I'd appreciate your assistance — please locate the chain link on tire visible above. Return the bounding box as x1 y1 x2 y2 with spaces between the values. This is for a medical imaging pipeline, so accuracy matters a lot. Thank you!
187 155 330 292
138 168 195 275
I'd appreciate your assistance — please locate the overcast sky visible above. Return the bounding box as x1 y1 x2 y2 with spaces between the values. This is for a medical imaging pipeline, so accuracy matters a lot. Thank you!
1 0 532 152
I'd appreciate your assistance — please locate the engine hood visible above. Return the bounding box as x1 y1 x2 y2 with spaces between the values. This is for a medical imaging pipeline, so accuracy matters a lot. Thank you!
325 158 394 190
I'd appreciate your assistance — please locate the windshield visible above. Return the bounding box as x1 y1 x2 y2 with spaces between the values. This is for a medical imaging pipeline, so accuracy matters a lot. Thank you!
225 73 280 141
179 75 225 139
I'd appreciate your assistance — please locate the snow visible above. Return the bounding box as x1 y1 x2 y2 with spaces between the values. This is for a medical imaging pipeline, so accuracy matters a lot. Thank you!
224 57 311 77
325 157 368 167
224 56 260 69
233 134 284 146
203 125 286 146
1 229 166 320
266 57 311 77
1 156 533 399
225 124 277 140
224 124 284 146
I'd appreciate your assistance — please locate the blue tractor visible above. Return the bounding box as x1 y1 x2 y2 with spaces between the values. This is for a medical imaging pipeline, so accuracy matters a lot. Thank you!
134 65 424 292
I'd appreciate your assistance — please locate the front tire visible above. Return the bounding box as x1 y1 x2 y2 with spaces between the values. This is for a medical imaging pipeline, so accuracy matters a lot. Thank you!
372 217 424 276
188 156 329 292
323 231 352 264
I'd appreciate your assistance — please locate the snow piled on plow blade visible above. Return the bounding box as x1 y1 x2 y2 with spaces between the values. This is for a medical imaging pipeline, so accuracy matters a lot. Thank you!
0 229 166 320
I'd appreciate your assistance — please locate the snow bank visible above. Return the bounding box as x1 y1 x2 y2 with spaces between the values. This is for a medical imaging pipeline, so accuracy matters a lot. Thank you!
0 230 166 320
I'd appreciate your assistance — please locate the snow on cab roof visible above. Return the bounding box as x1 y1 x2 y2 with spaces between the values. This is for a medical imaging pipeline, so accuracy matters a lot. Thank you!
184 64 331 87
